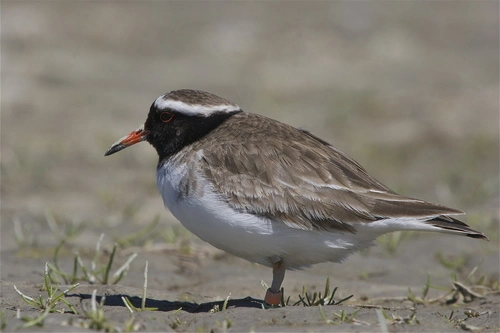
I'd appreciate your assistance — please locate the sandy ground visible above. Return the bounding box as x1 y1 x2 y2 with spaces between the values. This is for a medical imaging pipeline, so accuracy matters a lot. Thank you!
1 1 499 332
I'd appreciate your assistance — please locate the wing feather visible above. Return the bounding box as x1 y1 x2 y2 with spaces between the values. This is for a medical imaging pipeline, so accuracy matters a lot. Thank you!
197 113 464 233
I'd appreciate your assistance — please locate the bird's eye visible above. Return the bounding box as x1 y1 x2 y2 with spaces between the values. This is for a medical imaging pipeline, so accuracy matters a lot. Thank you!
160 111 174 123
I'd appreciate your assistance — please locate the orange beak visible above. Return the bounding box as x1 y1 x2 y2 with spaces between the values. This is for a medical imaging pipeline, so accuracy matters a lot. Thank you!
105 124 150 156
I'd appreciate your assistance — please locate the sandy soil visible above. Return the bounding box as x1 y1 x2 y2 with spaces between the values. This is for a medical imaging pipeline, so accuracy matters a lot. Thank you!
1 2 499 332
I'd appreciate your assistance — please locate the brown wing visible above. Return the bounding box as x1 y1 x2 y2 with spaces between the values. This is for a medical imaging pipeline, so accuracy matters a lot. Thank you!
198 113 464 233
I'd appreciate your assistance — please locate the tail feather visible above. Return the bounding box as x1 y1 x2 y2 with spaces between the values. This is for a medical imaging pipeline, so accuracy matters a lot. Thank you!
426 215 488 240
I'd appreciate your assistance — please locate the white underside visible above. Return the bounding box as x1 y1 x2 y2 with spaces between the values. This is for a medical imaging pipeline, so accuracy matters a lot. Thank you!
157 159 447 270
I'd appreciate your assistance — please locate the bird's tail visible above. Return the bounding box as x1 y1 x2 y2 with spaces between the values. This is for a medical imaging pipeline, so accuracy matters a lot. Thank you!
425 215 488 240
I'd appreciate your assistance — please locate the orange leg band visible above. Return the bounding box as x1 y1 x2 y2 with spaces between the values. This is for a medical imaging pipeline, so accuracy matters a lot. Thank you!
264 288 282 306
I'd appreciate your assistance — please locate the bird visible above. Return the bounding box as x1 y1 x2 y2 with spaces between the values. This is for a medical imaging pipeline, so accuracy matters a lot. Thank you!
105 89 487 306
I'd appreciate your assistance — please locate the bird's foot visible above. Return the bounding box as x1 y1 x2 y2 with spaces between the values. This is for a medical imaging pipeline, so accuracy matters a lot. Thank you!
264 288 282 307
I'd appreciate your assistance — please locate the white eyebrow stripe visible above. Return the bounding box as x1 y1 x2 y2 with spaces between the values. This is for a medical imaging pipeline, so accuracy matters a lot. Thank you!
154 97 240 117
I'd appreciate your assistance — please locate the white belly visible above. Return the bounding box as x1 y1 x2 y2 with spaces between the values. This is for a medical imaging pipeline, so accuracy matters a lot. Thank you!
156 160 373 269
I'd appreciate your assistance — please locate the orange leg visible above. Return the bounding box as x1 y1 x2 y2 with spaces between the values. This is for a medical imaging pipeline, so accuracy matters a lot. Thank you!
264 260 285 306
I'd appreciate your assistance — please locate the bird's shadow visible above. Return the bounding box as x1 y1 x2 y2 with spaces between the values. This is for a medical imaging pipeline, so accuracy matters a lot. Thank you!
71 293 265 313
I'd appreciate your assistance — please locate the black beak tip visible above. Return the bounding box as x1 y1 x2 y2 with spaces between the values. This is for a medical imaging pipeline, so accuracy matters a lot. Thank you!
104 144 125 157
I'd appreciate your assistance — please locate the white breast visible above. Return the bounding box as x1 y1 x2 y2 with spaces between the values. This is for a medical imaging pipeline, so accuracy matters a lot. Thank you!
155 154 373 270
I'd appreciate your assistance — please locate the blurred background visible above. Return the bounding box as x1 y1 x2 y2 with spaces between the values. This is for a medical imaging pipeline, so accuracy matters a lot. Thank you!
2 1 498 298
